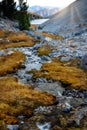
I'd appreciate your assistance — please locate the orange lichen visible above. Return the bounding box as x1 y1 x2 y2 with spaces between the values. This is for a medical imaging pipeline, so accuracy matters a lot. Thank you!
29 61 87 90
0 50 25 76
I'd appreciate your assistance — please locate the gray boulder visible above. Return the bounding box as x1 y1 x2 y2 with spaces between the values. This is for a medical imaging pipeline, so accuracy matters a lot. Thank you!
80 54 87 70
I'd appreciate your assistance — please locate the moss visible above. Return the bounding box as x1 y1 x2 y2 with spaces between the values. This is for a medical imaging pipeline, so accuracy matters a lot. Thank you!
29 61 87 90
0 76 56 124
37 44 52 56
0 50 25 76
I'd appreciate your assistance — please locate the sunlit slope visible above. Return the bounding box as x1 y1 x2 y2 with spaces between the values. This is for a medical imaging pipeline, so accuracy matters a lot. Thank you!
42 0 87 36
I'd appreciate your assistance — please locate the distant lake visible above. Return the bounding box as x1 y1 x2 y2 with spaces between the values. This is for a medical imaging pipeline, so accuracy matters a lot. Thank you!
30 19 49 25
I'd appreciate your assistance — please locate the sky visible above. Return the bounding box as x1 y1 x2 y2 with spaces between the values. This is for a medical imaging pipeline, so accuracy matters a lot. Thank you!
0 0 76 9
27 0 76 8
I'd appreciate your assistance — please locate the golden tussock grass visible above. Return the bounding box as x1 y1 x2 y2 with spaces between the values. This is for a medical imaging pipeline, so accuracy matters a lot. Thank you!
28 61 87 90
0 51 25 76
35 32 64 40
0 76 56 124
7 32 34 42
0 29 40 49
37 44 52 56
0 29 6 38
30 24 38 31
0 41 35 50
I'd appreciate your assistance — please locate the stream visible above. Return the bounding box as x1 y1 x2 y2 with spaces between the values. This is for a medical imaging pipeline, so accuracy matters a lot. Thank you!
4 35 87 130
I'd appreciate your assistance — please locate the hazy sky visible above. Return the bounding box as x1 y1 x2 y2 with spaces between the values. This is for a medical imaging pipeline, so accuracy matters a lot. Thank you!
28 0 76 8
0 0 76 8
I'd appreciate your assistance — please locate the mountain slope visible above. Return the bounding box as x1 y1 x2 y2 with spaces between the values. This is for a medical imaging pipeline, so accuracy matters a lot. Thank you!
42 0 87 37
29 6 59 17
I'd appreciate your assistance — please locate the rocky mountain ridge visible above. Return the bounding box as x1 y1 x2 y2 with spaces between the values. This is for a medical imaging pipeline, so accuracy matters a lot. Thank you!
29 5 59 17
41 0 87 38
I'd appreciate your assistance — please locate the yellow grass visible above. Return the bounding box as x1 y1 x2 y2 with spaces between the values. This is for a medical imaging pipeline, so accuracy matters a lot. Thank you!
35 32 64 40
37 44 52 56
0 50 25 76
0 76 56 124
7 32 34 42
0 29 41 50
29 61 87 90
30 24 38 31
0 41 35 50
0 29 6 38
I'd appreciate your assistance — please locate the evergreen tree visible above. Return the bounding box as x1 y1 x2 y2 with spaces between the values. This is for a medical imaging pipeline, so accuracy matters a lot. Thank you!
1 0 16 19
18 0 30 30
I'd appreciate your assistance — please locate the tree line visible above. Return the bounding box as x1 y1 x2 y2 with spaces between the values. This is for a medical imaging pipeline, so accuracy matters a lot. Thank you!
0 0 30 30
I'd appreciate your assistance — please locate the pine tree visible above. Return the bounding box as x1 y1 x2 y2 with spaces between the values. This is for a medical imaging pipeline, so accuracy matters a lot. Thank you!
18 0 30 30
1 0 16 19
